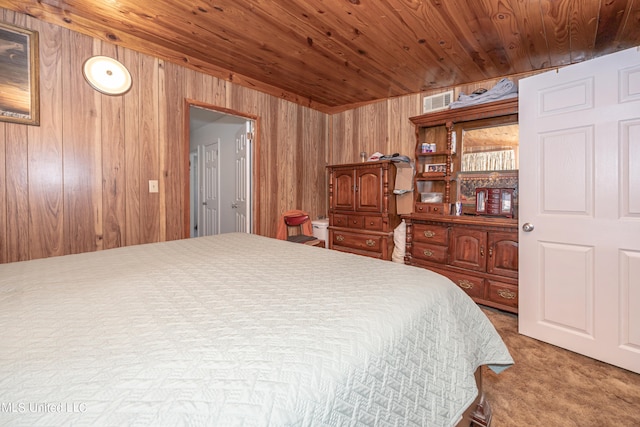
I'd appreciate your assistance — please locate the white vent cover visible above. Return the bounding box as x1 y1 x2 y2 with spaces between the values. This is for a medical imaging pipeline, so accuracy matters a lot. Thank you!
422 90 454 113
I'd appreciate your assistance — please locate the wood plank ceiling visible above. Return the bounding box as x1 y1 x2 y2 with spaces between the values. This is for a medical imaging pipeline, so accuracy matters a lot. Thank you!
4 0 640 113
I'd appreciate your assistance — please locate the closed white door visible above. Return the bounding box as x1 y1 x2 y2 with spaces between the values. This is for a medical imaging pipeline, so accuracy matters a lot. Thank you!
233 121 252 232
519 47 640 373
201 140 220 236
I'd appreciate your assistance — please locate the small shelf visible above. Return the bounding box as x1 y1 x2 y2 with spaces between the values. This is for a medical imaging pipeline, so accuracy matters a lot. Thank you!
416 151 449 157
418 172 447 179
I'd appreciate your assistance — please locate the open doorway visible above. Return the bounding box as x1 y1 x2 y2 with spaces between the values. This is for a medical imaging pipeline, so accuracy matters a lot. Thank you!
187 103 256 237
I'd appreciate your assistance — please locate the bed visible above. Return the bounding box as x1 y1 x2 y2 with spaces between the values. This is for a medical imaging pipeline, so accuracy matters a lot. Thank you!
0 232 512 426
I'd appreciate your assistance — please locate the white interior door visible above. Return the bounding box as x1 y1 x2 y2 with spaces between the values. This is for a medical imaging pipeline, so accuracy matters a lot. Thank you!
201 140 220 236
233 121 252 233
519 47 640 373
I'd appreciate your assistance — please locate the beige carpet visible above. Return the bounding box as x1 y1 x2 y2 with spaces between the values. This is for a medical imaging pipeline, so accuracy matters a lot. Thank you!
481 307 640 427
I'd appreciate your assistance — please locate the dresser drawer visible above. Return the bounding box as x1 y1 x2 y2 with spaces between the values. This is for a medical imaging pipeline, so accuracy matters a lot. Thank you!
412 242 448 263
363 216 383 231
345 215 363 228
415 202 449 215
331 215 375 230
413 223 449 245
487 280 518 309
332 214 349 228
439 270 485 299
332 230 382 253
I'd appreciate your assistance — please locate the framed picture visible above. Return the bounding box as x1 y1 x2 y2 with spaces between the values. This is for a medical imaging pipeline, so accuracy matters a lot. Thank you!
0 22 39 126
425 163 447 173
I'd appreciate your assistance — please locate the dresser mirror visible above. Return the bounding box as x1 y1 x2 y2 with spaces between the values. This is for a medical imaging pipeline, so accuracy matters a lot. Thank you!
454 115 519 216
461 121 519 172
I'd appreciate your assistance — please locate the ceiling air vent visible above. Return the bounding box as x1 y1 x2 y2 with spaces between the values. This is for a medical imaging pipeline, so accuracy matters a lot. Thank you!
422 90 454 113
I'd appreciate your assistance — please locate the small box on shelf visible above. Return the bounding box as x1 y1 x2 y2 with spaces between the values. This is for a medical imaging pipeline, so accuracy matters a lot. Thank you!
475 187 514 218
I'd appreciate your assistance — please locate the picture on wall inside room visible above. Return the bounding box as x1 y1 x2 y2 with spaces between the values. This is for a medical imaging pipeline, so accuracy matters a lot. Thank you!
0 22 39 126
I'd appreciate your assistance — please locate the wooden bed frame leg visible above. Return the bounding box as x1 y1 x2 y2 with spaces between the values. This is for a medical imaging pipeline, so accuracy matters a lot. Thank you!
470 392 492 427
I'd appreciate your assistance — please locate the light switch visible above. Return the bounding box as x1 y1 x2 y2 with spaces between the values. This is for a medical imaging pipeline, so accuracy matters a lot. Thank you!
149 180 159 193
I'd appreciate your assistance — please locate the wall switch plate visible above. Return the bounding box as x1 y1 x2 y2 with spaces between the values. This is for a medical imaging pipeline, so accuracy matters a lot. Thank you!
149 180 159 193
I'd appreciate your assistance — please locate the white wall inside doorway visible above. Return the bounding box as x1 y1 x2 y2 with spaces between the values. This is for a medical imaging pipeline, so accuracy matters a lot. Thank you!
189 107 249 236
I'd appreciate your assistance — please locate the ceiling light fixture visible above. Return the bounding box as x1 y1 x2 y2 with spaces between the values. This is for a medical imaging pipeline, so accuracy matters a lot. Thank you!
82 56 132 96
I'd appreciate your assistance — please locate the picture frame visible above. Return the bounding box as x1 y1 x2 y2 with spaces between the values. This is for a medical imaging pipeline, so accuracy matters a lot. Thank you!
425 163 447 173
0 22 39 126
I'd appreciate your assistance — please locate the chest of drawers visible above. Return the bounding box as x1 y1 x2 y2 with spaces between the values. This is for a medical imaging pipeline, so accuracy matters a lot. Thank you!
327 161 400 260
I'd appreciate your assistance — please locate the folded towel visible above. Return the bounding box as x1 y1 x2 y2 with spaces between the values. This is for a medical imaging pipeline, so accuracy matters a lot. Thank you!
449 78 518 109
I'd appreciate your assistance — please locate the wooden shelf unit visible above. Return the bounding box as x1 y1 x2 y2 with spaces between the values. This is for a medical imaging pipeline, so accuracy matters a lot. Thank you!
409 98 519 215
405 99 520 312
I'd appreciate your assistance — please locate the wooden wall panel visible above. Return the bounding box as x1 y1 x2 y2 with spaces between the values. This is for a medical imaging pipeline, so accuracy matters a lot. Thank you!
360 102 389 158
157 59 167 243
4 11 29 262
27 18 64 260
258 95 280 236
331 101 390 164
160 60 184 242
201 73 228 107
124 49 142 247
387 95 421 158
138 55 160 244
0 122 5 264
101 43 127 250
0 8 330 263
331 110 354 164
276 101 298 216
301 107 329 217
5 124 29 262
62 30 102 255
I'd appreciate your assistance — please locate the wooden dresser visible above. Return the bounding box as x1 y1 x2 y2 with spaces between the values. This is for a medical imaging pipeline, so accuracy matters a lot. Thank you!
403 99 520 313
327 160 400 260
405 215 518 313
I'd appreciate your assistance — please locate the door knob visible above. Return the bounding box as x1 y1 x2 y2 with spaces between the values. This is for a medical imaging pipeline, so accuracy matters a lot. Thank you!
522 223 535 232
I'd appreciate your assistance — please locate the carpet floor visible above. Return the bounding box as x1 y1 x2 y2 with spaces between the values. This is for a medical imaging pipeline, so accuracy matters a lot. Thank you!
481 307 640 427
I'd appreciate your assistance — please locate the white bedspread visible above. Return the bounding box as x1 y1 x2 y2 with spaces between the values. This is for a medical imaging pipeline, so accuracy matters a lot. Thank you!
0 233 512 426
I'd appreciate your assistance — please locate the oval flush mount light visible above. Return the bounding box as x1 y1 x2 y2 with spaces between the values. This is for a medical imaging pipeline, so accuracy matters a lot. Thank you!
82 56 132 96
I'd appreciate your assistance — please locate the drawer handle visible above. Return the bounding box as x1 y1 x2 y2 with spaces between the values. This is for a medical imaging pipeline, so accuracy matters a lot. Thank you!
423 230 435 238
365 239 375 247
497 289 516 300
423 249 433 257
458 279 473 290
336 234 345 242
418 206 424 211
